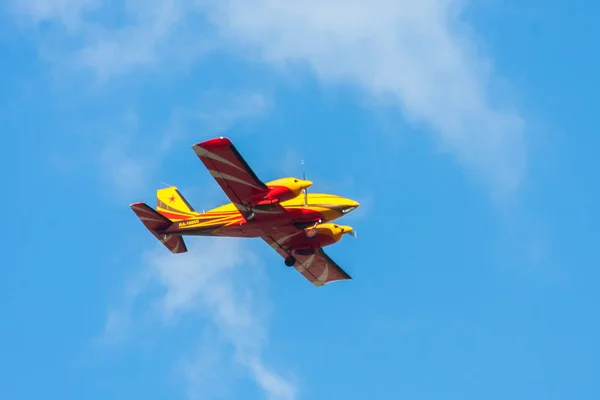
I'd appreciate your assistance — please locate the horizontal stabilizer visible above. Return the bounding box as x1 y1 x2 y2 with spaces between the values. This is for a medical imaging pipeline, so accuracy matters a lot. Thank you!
130 202 187 254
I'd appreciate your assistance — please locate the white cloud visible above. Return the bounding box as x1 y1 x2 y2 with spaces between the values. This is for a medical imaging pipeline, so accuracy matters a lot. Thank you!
11 0 99 30
99 137 153 199
100 238 297 400
91 89 282 395
247 358 298 400
95 91 269 200
199 0 527 196
148 238 297 400
99 309 131 345
9 0 527 195
10 0 212 79
179 331 234 400
10 0 529 392
95 109 157 200
75 0 209 80
167 91 271 148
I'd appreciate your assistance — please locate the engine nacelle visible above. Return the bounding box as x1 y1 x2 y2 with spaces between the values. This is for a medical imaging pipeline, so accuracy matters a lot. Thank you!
252 177 312 205
285 223 355 255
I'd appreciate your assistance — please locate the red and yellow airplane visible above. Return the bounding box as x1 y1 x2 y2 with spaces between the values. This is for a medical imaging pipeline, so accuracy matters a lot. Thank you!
130 137 359 287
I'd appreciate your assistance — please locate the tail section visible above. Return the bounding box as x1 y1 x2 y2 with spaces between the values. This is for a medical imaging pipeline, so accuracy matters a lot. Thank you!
156 186 199 221
130 202 188 254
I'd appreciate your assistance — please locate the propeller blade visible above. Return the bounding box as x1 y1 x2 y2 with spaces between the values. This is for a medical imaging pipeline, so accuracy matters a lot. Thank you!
302 159 305 180
301 159 308 206
350 229 358 238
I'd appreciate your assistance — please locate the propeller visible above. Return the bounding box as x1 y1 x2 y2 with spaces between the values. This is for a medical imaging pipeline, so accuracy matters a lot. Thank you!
339 225 358 239
301 159 308 206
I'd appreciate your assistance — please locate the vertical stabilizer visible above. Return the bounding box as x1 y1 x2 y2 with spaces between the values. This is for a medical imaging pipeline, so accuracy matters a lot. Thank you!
156 186 199 221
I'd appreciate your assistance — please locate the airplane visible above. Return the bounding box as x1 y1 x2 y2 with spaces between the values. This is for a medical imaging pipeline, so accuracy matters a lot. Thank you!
130 136 360 287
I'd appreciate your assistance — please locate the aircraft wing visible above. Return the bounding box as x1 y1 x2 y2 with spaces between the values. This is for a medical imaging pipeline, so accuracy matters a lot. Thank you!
262 234 352 287
192 137 286 219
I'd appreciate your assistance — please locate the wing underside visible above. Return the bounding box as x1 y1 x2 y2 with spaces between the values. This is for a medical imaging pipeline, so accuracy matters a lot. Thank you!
262 233 352 287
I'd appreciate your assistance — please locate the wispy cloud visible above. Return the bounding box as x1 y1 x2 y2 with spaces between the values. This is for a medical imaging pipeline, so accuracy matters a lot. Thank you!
99 137 153 200
74 0 213 80
10 0 213 79
179 330 234 399
101 238 296 399
9 0 527 196
96 91 269 200
147 239 297 400
167 91 271 148
11 0 99 30
200 0 527 196
91 90 287 397
9 0 529 393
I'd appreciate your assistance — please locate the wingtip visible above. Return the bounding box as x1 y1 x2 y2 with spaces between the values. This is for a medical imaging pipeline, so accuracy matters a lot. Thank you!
192 136 232 149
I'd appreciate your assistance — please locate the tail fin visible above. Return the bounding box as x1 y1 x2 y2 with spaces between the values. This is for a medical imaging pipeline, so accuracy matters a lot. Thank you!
156 186 199 221
130 202 188 254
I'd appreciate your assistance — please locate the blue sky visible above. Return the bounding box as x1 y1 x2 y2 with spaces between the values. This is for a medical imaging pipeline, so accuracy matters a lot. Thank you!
2 1 599 399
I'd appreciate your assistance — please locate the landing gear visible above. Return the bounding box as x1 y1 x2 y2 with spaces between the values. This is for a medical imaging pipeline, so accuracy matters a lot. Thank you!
294 248 315 256
244 210 255 221
284 247 313 267
284 255 296 267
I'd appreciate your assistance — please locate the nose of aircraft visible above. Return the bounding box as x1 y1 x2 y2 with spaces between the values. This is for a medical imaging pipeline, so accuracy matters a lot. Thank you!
300 179 313 189
339 198 359 215
338 225 353 233
337 224 358 238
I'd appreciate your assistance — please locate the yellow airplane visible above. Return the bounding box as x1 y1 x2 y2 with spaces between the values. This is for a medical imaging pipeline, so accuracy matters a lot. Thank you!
131 137 360 287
